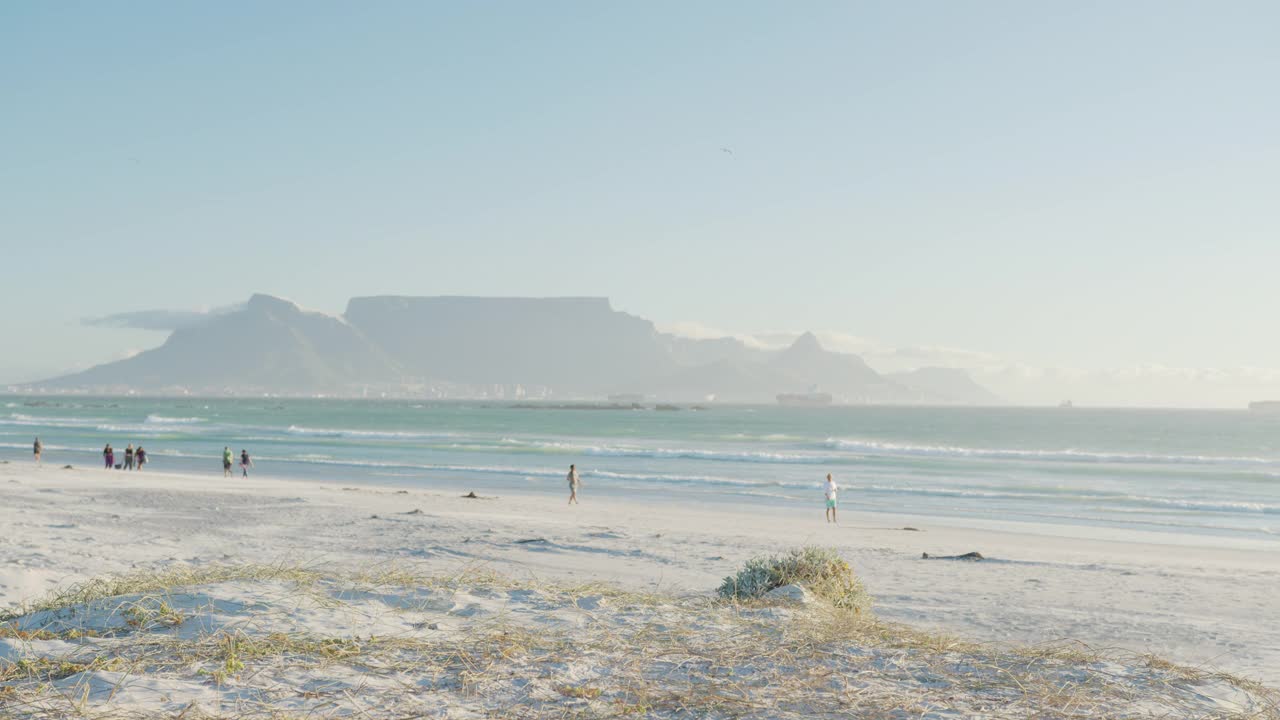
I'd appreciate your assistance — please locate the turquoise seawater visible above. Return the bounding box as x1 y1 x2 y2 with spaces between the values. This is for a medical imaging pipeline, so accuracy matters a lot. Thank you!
3 396 1279 542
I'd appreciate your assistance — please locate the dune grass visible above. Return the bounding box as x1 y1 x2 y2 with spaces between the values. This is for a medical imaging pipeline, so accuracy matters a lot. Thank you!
717 545 872 613
0 562 1275 719
0 563 327 623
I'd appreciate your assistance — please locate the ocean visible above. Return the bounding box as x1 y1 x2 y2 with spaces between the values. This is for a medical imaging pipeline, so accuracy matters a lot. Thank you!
3 396 1278 544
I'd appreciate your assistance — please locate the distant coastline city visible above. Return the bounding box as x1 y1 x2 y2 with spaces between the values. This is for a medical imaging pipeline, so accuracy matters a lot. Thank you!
16 294 1000 405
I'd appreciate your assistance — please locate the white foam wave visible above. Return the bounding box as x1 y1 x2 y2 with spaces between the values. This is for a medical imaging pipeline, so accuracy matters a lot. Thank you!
499 437 824 464
145 415 205 424
95 423 210 435
285 425 457 441
0 442 73 451
3 413 107 429
581 469 773 488
823 438 1277 466
853 484 1280 514
3 414 215 436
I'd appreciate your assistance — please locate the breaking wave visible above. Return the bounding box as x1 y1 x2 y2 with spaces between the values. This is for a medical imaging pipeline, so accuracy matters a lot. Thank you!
145 415 206 424
822 438 1276 466
285 425 458 441
498 438 824 464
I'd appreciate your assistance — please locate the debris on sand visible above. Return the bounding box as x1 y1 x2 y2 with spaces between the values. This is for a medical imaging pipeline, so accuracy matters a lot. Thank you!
922 551 985 561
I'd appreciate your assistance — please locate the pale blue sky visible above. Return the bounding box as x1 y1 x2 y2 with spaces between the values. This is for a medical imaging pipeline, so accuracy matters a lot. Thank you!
2 1 1277 390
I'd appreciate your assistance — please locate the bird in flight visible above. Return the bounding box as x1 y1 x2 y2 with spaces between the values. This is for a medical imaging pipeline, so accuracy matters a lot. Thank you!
720 147 733 155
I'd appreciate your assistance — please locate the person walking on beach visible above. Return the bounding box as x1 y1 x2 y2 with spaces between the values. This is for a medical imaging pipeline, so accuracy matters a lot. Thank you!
33 437 42 464
240 449 253 477
567 464 580 505
824 473 838 524
104 444 114 470
135 446 147 470
124 444 135 471
222 446 233 477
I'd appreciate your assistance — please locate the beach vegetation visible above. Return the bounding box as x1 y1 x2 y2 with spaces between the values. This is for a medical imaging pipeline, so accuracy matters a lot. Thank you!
122 598 184 629
0 563 326 622
0 564 1273 719
558 684 603 699
717 545 871 613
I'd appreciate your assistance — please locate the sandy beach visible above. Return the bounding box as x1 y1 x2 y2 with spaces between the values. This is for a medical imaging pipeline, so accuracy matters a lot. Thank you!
2 460 1277 700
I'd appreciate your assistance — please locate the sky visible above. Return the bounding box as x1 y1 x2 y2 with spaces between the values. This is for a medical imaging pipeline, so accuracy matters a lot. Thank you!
2 1 1278 405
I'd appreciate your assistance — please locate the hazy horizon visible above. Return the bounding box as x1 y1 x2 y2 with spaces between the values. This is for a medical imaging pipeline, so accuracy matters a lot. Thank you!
4 2 1277 407
3 290 1277 409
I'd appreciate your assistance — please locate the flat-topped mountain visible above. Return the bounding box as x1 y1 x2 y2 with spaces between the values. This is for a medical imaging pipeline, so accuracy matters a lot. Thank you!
35 294 997 403
345 296 673 391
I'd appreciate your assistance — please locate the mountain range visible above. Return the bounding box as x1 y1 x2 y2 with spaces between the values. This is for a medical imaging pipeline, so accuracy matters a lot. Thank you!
33 294 999 404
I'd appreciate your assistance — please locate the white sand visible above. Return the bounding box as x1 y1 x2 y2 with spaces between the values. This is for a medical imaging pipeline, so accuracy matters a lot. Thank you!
2 460 1277 690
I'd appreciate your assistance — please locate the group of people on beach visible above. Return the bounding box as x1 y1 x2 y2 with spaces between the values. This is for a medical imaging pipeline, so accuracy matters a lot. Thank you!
36 436 837 520
224 447 253 477
100 442 147 470
33 435 256 478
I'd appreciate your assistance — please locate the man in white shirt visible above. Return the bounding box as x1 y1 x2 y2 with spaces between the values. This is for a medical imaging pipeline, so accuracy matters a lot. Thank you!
824 473 838 524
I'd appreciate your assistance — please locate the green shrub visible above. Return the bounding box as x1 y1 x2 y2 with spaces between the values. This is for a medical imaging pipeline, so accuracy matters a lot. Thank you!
717 546 871 613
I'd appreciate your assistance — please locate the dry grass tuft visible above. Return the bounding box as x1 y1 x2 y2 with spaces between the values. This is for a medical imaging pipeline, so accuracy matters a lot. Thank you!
717 545 871 612
0 562 1274 719
0 563 325 623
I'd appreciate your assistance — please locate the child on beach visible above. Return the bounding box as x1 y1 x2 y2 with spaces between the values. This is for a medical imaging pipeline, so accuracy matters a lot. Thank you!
33 437 41 464
135 446 146 470
222 447 233 477
567 464 580 505
240 449 253 477
824 473 838 524
104 444 114 469
124 444 135 470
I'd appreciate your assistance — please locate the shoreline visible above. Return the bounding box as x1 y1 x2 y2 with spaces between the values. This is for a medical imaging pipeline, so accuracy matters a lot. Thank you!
2 462 1277 686
4 446 1275 551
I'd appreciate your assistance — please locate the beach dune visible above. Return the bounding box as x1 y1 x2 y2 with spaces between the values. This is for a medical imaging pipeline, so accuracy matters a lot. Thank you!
0 463 1277 716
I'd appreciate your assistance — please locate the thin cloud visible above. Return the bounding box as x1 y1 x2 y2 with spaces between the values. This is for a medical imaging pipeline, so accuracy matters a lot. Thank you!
658 321 774 349
662 320 1280 407
83 304 243 332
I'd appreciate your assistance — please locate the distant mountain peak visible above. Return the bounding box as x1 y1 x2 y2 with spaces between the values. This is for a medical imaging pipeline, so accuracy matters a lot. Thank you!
36 293 398 392
32 294 1001 404
788 331 825 353
246 293 301 313
248 294 352 325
